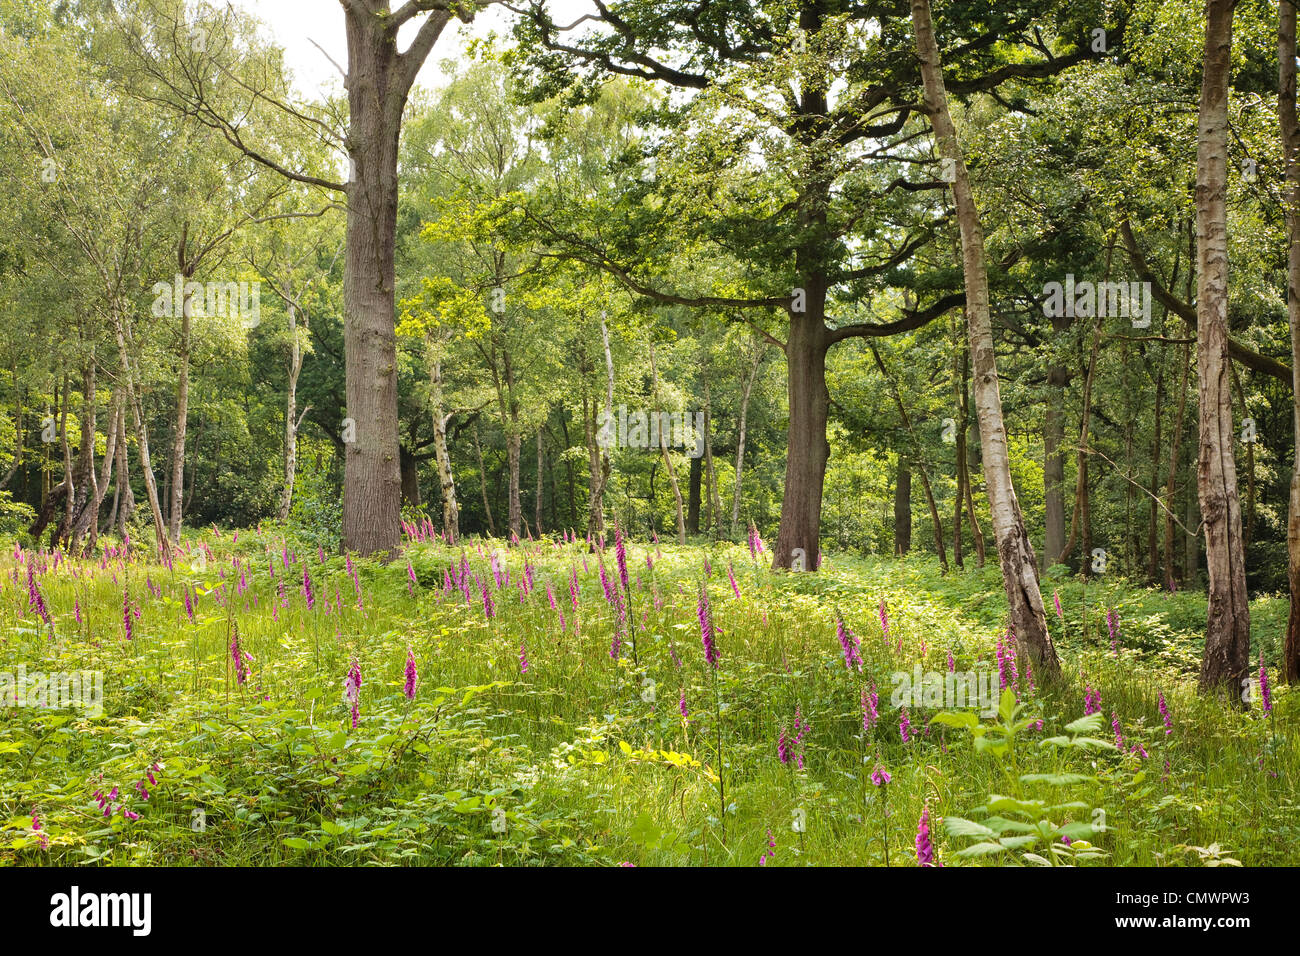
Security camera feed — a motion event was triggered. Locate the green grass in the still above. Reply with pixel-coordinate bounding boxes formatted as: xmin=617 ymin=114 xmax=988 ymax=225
xmin=0 ymin=531 xmax=1294 ymax=866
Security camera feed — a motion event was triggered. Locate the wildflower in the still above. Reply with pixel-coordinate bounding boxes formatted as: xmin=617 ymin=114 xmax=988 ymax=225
xmin=481 ymin=579 xmax=495 ymax=620
xmin=777 ymin=727 xmax=789 ymax=764
xmin=1053 ymin=589 xmax=1062 ymax=619
xmin=697 ymin=582 xmax=719 ymax=668
xmin=1111 ymin=712 xmax=1123 ymax=749
xmin=404 ymin=647 xmax=418 ymax=700
xmin=679 ymin=688 xmax=689 ymax=720
xmin=123 ymin=808 xmax=139 ymax=822
xmin=520 ymin=641 xmax=529 ymax=675
xmin=760 ymin=827 xmax=776 ymax=866
xmin=1083 ymin=679 xmax=1101 ymax=716
xmin=870 ymin=765 xmax=891 ymax=787
xmin=727 ymin=563 xmax=740 ymax=599
xmin=302 ymin=567 xmax=315 ymax=609
xmin=900 ymin=706 xmax=912 ymax=744
xmin=615 ymin=521 xmax=629 ymax=593
xmin=1259 ymin=653 xmax=1272 ymax=715
xmin=878 ymin=599 xmax=890 ymax=645
xmin=344 ymin=658 xmax=362 ymax=729
xmin=1106 ymin=608 xmax=1120 ymax=657
xmin=916 ymin=806 xmax=938 ymax=867
xmin=230 ymin=625 xmax=249 ymax=685
xmin=861 ymin=683 xmax=879 ymax=733
xmin=31 ymin=809 xmax=48 ymax=850
xmin=1158 ymin=691 xmax=1172 ymax=735
xmin=836 ymin=613 xmax=862 ymax=671
xmin=122 ymin=586 xmax=133 ymax=640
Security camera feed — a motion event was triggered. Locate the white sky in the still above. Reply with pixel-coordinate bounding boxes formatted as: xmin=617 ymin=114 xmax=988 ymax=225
xmin=226 ymin=0 xmax=591 ymax=100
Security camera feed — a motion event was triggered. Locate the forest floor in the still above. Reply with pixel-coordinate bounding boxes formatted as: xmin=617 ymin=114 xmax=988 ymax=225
xmin=0 ymin=531 xmax=1295 ymax=866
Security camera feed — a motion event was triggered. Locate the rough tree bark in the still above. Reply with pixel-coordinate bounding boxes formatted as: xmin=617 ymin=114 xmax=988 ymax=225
xmin=1281 ymin=0 xmax=1300 ymax=682
xmin=911 ymin=0 xmax=1059 ymax=675
xmin=1196 ymin=0 xmax=1251 ymax=696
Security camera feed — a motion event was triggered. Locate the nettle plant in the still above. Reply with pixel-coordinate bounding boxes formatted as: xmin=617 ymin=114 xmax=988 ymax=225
xmin=931 ymin=689 xmax=1116 ymax=866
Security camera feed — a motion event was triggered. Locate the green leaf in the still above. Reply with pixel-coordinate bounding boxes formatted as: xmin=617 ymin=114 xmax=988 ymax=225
xmin=944 ymin=817 xmax=995 ymax=838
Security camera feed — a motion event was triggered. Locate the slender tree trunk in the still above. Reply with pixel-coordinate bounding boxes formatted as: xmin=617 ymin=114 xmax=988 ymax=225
xmin=427 ymin=353 xmax=458 ymax=542
xmin=1058 ymin=320 xmax=1100 ymax=566
xmin=112 ymin=310 xmax=166 ymax=552
xmin=650 ymin=341 xmax=686 ymax=544
xmin=703 ymin=377 xmax=722 ymax=538
xmin=911 ymin=0 xmax=1058 ymax=675
xmin=894 ymin=462 xmax=912 ymax=556
xmin=1281 ymin=0 xmax=1300 ymax=682
xmin=535 ymin=427 xmax=544 ymax=535
xmin=687 ymin=455 xmax=702 ymax=534
xmin=1149 ymin=356 xmax=1166 ymax=582
xmin=167 ymin=284 xmax=192 ymax=545
xmin=586 ymin=313 xmax=615 ymax=541
xmin=112 ymin=402 xmax=135 ymax=538
xmin=1165 ymin=343 xmax=1192 ymax=588
xmin=280 ymin=302 xmax=305 ymax=521
xmin=65 ymin=359 xmax=100 ymax=550
xmin=960 ymin=347 xmax=986 ymax=566
xmin=1043 ymin=318 xmax=1071 ymax=568
xmin=731 ymin=340 xmax=765 ymax=537
xmin=1196 ymin=0 xmax=1251 ymax=696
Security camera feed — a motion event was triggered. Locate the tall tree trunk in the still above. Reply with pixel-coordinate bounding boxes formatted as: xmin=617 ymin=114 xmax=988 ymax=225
xmin=64 ymin=359 xmax=100 ymax=551
xmin=703 ymin=376 xmax=722 ymax=538
xmin=167 ymin=283 xmax=192 ymax=545
xmin=280 ymin=302 xmax=306 ymax=521
xmin=773 ymin=300 xmax=829 ymax=570
xmin=1043 ymin=316 xmax=1071 ymax=568
xmin=1057 ymin=320 xmax=1100 ymax=567
xmin=112 ymin=402 xmax=135 ymax=538
xmin=911 ymin=0 xmax=1058 ymax=675
xmin=894 ymin=461 xmax=912 ymax=556
xmin=1165 ymin=343 xmax=1192 ymax=588
xmin=959 ymin=346 xmax=986 ymax=566
xmin=535 ymin=427 xmax=544 ymax=535
xmin=1281 ymin=0 xmax=1300 ymax=682
xmin=1148 ymin=356 xmax=1166 ymax=582
xmin=687 ymin=455 xmax=702 ymax=534
xmin=731 ymin=340 xmax=765 ymax=537
xmin=1196 ymin=0 xmax=1251 ymax=696
xmin=427 ymin=352 xmax=458 ymax=542
xmin=338 ymin=5 xmax=442 ymax=559
xmin=112 ymin=311 xmax=166 ymax=552
xmin=650 ymin=341 xmax=686 ymax=544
